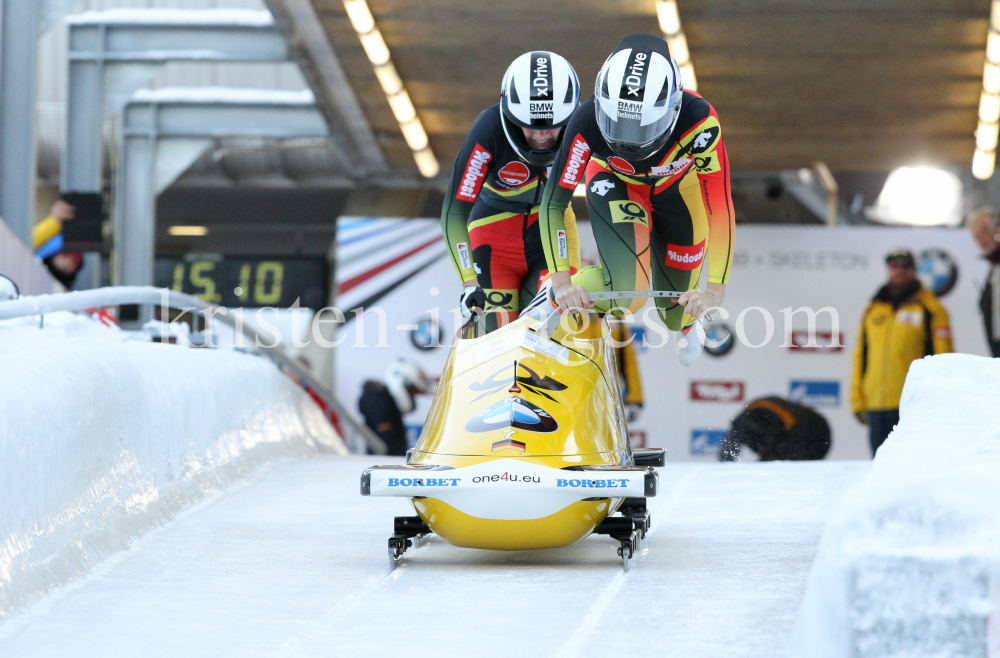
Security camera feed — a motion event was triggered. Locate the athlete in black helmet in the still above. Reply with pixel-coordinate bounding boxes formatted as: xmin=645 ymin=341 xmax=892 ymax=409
xmin=539 ymin=33 xmax=735 ymax=366
xmin=441 ymin=51 xmax=582 ymax=333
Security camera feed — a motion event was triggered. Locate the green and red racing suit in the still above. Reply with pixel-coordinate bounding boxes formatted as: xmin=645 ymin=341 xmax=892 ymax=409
xmin=441 ymin=104 xmax=580 ymax=331
xmin=539 ymin=92 xmax=734 ymax=330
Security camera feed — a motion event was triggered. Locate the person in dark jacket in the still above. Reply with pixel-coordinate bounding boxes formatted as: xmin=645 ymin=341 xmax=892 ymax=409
xmin=718 ymin=396 xmax=831 ymax=461
xmin=358 ymin=360 xmax=430 ymax=456
xmin=968 ymin=208 xmax=1000 ymax=357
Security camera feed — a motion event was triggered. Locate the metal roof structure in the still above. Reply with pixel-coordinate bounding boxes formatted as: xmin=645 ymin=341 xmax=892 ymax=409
xmin=271 ymin=0 xmax=990 ymax=178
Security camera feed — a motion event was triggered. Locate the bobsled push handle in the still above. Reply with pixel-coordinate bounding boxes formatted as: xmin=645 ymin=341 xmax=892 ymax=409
xmin=588 ymin=291 xmax=683 ymax=301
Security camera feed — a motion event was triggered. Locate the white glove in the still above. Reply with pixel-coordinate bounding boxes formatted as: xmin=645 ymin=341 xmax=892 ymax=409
xmin=460 ymin=286 xmax=486 ymax=322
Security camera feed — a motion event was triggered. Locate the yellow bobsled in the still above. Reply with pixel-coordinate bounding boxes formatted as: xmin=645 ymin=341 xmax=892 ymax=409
xmin=361 ymin=290 xmax=666 ymax=571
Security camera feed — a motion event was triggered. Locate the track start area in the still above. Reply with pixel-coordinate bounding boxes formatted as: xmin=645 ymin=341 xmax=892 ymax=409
xmin=0 ymin=457 xmax=869 ymax=658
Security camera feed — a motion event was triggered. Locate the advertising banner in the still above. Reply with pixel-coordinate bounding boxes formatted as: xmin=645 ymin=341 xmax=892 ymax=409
xmin=336 ymin=219 xmax=991 ymax=461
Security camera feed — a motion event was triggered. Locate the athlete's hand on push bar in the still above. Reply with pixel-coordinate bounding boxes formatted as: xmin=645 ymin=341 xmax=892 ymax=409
xmin=678 ymin=282 xmax=726 ymax=320
xmin=550 ymin=271 xmax=592 ymax=313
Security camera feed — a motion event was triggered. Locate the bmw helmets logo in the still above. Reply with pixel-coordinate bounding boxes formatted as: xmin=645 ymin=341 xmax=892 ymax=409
xmin=704 ymin=323 xmax=735 ymax=357
xmin=465 ymin=396 xmax=559 ymax=433
xmin=410 ymin=313 xmax=443 ymax=351
xmin=917 ymin=248 xmax=958 ymax=297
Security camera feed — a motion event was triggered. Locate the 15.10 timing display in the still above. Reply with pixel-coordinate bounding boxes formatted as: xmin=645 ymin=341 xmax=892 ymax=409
xmin=154 ymin=257 xmax=328 ymax=309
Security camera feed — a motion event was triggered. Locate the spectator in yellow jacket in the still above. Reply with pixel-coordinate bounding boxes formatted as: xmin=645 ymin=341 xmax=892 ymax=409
xmin=851 ymin=249 xmax=953 ymax=455
xmin=32 ymin=199 xmax=75 ymax=256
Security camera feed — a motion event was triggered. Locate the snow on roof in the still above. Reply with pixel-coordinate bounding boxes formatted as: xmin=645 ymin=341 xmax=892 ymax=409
xmin=66 ymin=9 xmax=274 ymax=27
xmin=130 ymin=87 xmax=315 ymax=105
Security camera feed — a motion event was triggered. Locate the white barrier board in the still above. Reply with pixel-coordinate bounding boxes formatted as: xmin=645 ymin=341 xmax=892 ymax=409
xmin=336 ymin=221 xmax=991 ymax=461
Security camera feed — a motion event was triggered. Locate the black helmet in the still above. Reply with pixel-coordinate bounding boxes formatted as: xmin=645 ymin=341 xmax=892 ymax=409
xmin=500 ymin=51 xmax=580 ymax=167
xmin=594 ymin=34 xmax=684 ymax=163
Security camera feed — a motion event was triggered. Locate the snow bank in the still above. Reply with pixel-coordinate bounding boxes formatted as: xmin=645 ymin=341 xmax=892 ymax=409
xmin=790 ymin=354 xmax=1000 ymax=657
xmin=0 ymin=313 xmax=345 ymax=618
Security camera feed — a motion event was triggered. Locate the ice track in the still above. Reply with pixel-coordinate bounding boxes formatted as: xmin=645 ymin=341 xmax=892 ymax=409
xmin=0 ymin=457 xmax=869 ymax=658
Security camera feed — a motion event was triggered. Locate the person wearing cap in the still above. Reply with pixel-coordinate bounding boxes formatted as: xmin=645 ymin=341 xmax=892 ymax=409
xmin=967 ymin=207 xmax=1000 ymax=357
xmin=851 ymin=249 xmax=953 ymax=455
xmin=358 ymin=360 xmax=430 ymax=456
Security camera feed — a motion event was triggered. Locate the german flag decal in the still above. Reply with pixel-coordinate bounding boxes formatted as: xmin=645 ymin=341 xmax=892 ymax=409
xmin=491 ymin=438 xmax=527 ymax=454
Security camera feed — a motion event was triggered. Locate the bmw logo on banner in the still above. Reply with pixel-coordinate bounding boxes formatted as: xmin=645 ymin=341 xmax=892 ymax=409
xmin=465 ymin=396 xmax=559 ymax=433
xmin=704 ymin=323 xmax=735 ymax=357
xmin=410 ymin=313 xmax=443 ymax=351
xmin=917 ymin=249 xmax=958 ymax=297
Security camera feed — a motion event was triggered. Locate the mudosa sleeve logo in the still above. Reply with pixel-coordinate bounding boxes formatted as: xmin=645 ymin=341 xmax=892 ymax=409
xmin=666 ymin=240 xmax=706 ymax=270
xmin=456 ymin=144 xmax=493 ymax=201
xmin=558 ymin=134 xmax=591 ymax=189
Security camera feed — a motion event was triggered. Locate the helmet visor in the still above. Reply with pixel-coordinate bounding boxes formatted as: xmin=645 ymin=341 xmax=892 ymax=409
xmin=595 ymin=91 xmax=681 ymax=151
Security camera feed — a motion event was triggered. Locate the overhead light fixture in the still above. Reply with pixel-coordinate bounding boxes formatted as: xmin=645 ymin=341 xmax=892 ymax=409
xmin=656 ymin=0 xmax=697 ymax=91
xmin=342 ymin=0 xmax=439 ymax=178
xmin=866 ymin=167 xmax=963 ymax=227
xmin=973 ymin=0 xmax=1000 ymax=179
xmin=974 ymin=148 xmax=995 ymax=180
xmin=169 ymin=226 xmax=208 ymax=236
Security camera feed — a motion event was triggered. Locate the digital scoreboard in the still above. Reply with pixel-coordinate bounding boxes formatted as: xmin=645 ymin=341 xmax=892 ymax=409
xmin=154 ymin=257 xmax=329 ymax=308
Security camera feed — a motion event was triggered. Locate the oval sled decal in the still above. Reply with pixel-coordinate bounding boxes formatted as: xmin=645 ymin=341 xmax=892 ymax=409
xmin=465 ymin=396 xmax=559 ymax=433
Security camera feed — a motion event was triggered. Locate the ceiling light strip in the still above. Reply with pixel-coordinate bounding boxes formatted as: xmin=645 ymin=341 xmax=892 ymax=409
xmin=656 ymin=0 xmax=697 ymax=92
xmin=342 ymin=0 xmax=439 ymax=177
xmin=169 ymin=226 xmax=208 ymax=236
xmin=974 ymin=0 xmax=1000 ymax=179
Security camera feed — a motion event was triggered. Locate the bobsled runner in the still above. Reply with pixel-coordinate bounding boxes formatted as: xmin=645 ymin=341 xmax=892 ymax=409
xmin=362 ymin=289 xmax=671 ymax=571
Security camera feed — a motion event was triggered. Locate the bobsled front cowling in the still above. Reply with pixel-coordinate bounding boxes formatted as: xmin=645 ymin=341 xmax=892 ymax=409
xmin=406 ymin=315 xmax=634 ymax=550
xmin=413 ymin=317 xmax=629 ymax=463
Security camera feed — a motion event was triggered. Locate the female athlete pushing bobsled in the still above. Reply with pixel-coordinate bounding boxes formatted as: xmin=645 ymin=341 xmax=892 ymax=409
xmin=361 ymin=32 xmax=735 ymax=570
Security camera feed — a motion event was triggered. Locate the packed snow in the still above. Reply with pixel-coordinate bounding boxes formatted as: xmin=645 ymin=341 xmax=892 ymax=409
xmin=0 ymin=312 xmax=343 ymax=619
xmin=0 ymin=459 xmax=868 ymax=657
xmin=791 ymin=353 xmax=1000 ymax=657
xmin=2 ymin=311 xmax=996 ymax=656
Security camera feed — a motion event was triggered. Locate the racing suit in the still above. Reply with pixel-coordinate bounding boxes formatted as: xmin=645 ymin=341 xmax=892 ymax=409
xmin=441 ymin=104 xmax=580 ymax=332
xmin=539 ymin=93 xmax=734 ymax=330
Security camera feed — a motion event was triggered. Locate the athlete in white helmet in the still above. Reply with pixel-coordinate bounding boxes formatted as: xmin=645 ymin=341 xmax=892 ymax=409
xmin=538 ymin=34 xmax=735 ymax=366
xmin=358 ymin=359 xmax=431 ymax=456
xmin=441 ymin=51 xmax=583 ymax=333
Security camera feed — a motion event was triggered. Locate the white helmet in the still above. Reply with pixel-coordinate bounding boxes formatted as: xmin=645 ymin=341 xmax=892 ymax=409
xmin=595 ymin=34 xmax=684 ymax=163
xmin=500 ymin=51 xmax=580 ymax=167
xmin=385 ymin=359 xmax=430 ymax=414
xmin=0 ymin=274 xmax=19 ymax=302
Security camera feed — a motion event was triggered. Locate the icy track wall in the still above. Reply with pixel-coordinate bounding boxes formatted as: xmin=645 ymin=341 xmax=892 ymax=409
xmin=0 ymin=313 xmax=346 ymax=618
xmin=790 ymin=354 xmax=1000 ymax=658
